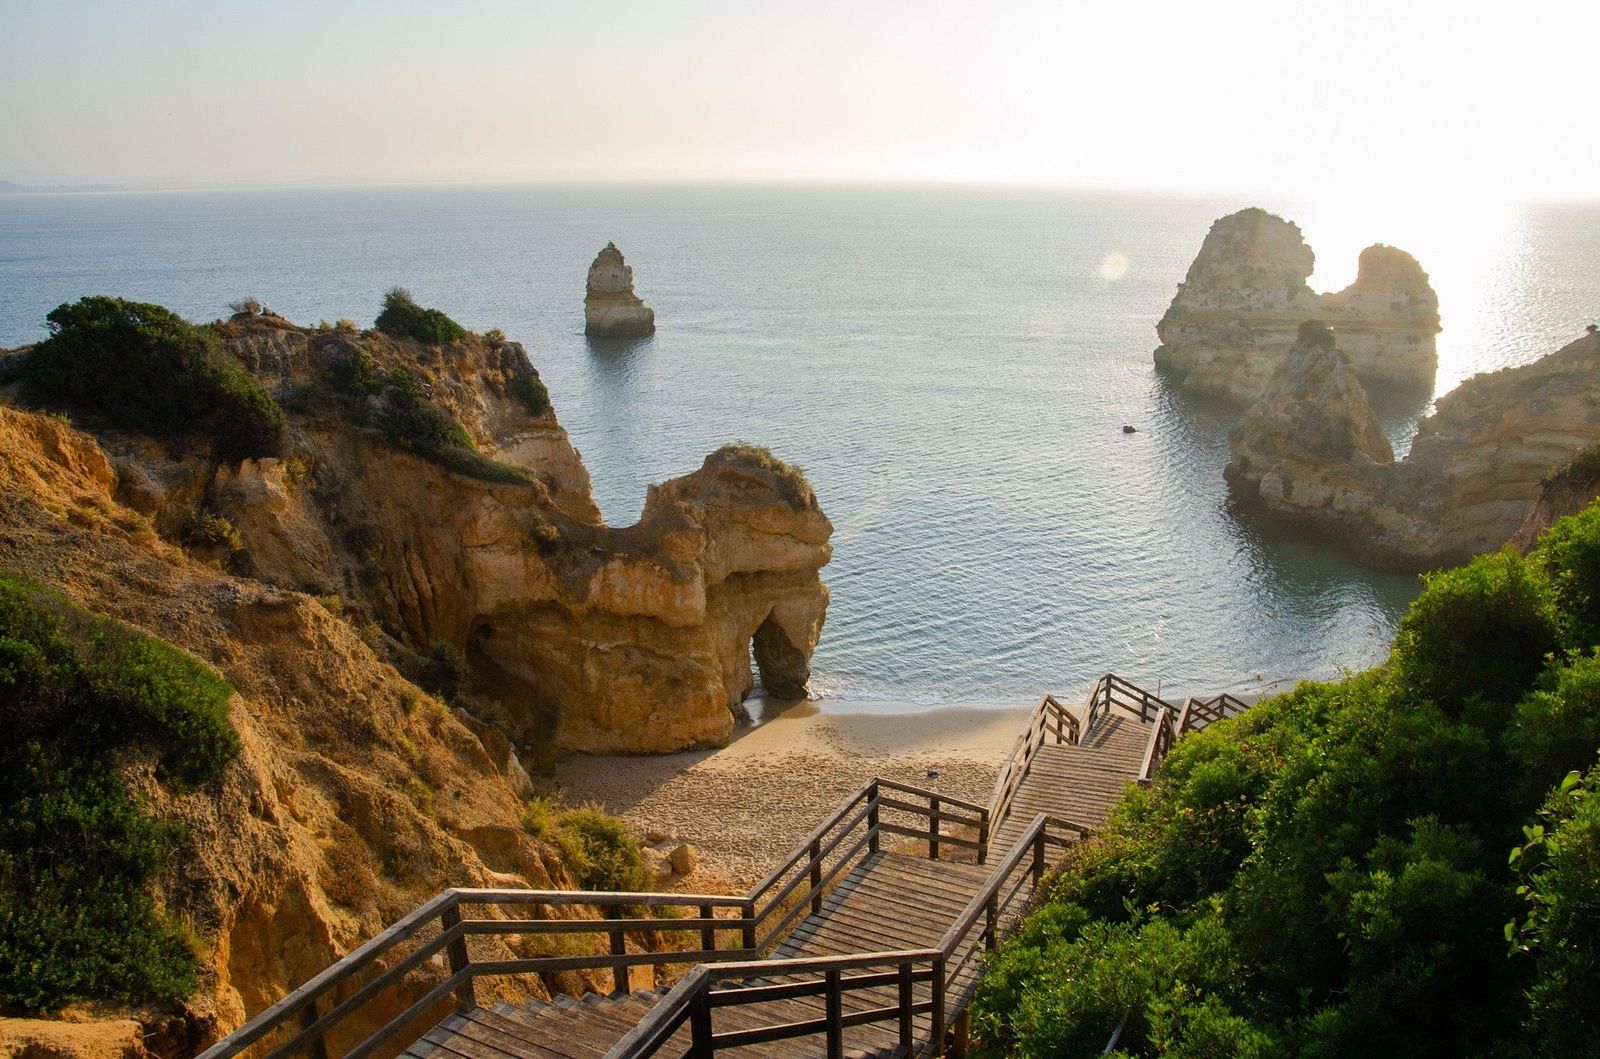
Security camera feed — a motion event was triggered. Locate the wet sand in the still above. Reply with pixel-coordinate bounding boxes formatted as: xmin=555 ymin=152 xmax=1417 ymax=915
xmin=554 ymin=698 xmax=1032 ymax=888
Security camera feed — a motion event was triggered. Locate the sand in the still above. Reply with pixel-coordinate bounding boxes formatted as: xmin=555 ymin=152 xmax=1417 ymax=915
xmin=553 ymin=698 xmax=1032 ymax=889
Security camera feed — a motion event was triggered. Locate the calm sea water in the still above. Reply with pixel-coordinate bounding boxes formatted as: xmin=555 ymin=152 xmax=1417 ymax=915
xmin=3 ymin=183 xmax=1598 ymax=703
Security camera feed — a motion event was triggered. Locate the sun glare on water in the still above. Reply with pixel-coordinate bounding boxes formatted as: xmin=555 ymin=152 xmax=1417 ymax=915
xmin=1292 ymin=193 xmax=1523 ymax=394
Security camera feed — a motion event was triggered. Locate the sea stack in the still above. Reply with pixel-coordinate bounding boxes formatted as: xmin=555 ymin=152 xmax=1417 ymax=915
xmin=1155 ymin=208 xmax=1440 ymax=404
xmin=584 ymin=241 xmax=656 ymax=337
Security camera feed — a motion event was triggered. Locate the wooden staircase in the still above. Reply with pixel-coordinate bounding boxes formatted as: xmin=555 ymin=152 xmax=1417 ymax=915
xmin=199 ymin=674 xmax=1249 ymax=1059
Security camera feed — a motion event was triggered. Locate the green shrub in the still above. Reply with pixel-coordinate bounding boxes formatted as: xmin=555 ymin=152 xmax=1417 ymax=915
xmin=1510 ymin=765 xmax=1600 ymax=1053
xmin=511 ymin=373 xmax=550 ymax=417
xmin=427 ymin=642 xmax=469 ymax=701
xmin=1536 ymin=502 xmax=1600 ymax=648
xmin=325 ymin=344 xmax=383 ymax=398
xmin=1507 ymin=655 xmax=1600 ymax=799
xmin=1391 ymin=547 xmax=1560 ymax=711
xmin=377 ymin=368 xmax=528 ymax=484
xmin=373 ymin=288 xmax=467 ymax=344
xmin=182 ymin=510 xmax=243 ymax=553
xmin=0 ymin=574 xmax=239 ymax=1012
xmin=974 ymin=500 xmax=1600 ymax=1058
xmin=518 ymin=798 xmax=649 ymax=893
xmin=558 ymin=806 xmax=651 ymax=892
xmin=25 ymin=296 xmax=286 ymax=462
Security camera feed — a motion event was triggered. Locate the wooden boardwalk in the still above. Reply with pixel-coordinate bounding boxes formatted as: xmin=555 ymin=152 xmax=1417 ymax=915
xmin=203 ymin=675 xmax=1247 ymax=1059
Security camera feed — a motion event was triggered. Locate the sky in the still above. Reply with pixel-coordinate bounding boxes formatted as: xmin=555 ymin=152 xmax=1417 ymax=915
xmin=2 ymin=0 xmax=1598 ymax=200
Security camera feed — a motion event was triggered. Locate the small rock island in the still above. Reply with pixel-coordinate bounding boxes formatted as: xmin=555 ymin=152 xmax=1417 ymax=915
xmin=1155 ymin=208 xmax=1440 ymax=404
xmin=584 ymin=241 xmax=656 ymax=337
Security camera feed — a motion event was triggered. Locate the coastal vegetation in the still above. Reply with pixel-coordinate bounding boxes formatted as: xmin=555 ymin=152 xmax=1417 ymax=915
xmin=375 ymin=365 xmax=529 ymax=484
xmin=0 ymin=574 xmax=240 ymax=1012
xmin=520 ymin=797 xmax=651 ymax=892
xmin=23 ymin=295 xmax=286 ymax=461
xmin=373 ymin=287 xmax=468 ymax=344
xmin=973 ymin=506 xmax=1600 ymax=1056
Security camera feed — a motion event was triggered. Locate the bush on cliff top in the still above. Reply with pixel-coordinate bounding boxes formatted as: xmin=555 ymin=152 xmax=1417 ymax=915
xmin=0 ymin=574 xmax=240 ymax=1012
xmin=974 ymin=516 xmax=1600 ymax=1058
xmin=374 ymin=287 xmax=468 ymax=344
xmin=25 ymin=296 xmax=287 ymax=461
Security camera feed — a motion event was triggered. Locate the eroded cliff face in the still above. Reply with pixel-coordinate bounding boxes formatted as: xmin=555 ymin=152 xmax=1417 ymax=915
xmin=0 ymin=405 xmax=586 ymax=1056
xmin=1155 ymin=208 xmax=1440 ymax=404
xmin=583 ymin=243 xmax=655 ymax=338
xmin=1226 ymin=329 xmax=1600 ymax=568
xmin=14 ymin=315 xmax=830 ymax=756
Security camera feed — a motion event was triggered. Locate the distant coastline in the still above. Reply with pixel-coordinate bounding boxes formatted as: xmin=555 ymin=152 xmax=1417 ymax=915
xmin=0 ymin=178 xmax=123 ymax=195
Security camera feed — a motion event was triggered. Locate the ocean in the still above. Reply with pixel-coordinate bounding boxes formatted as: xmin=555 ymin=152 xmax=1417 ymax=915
xmin=3 ymin=182 xmax=1598 ymax=704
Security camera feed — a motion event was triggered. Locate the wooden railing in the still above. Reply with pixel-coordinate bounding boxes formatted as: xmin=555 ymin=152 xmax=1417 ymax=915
xmin=1177 ymin=691 xmax=1250 ymax=733
xmin=746 ymin=779 xmax=988 ymax=952
xmin=1085 ymin=672 xmax=1177 ymax=731
xmin=1137 ymin=705 xmax=1176 ymax=784
xmin=195 ymin=889 xmax=758 ymax=1059
xmin=989 ymin=693 xmax=1079 ymax=830
xmin=607 ymin=813 xmax=1083 ymax=1058
xmin=202 ymin=780 xmax=985 ymax=1059
xmin=202 ymin=673 xmax=1243 ymax=1059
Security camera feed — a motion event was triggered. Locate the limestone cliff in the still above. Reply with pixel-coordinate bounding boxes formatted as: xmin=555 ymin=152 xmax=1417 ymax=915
xmin=1226 ymin=328 xmax=1600 ymax=568
xmin=583 ymin=243 xmax=655 ymax=338
xmin=9 ymin=313 xmax=830 ymax=756
xmin=0 ymin=405 xmax=588 ymax=1056
xmin=1155 ymin=208 xmax=1440 ymax=404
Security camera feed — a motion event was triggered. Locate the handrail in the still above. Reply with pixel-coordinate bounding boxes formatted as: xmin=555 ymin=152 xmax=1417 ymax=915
xmin=197 ymin=888 xmax=759 ymax=1059
xmin=1085 ymin=672 xmax=1178 ymax=732
xmin=1178 ymin=691 xmax=1250 ymax=732
xmin=1137 ymin=706 xmax=1175 ymax=784
xmin=202 ymin=672 xmax=1229 ymax=1059
xmin=990 ymin=693 xmax=1080 ymax=829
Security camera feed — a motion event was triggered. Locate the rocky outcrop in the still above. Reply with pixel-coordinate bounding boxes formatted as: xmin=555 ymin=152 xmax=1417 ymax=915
xmin=1155 ymin=209 xmax=1440 ymax=404
xmin=583 ymin=243 xmax=655 ymax=338
xmin=1226 ymin=328 xmax=1600 ymax=568
xmin=12 ymin=315 xmax=830 ymax=755
xmin=0 ymin=404 xmax=594 ymax=1055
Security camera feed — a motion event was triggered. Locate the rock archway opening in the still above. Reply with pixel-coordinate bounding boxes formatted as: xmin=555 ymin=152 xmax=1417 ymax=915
xmin=752 ymin=611 xmax=809 ymax=701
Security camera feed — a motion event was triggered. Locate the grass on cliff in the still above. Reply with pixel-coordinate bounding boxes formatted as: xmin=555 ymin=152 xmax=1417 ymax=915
xmin=521 ymin=797 xmax=650 ymax=893
xmin=0 ymin=574 xmax=240 ymax=1013
xmin=713 ymin=442 xmax=816 ymax=509
xmin=24 ymin=295 xmax=287 ymax=462
xmin=376 ymin=367 xmax=529 ymax=484
xmin=972 ymin=505 xmax=1600 ymax=1058
xmin=374 ymin=288 xmax=468 ymax=344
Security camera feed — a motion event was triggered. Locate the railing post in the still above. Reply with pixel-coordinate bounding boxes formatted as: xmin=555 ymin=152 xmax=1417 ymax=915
xmin=299 ymin=997 xmax=330 ymax=1059
xmin=439 ymin=903 xmax=476 ymax=1012
xmin=809 ymin=837 xmax=823 ymax=914
xmin=928 ymin=796 xmax=940 ymax=860
xmin=741 ymin=898 xmax=756 ymax=953
xmin=931 ymin=953 xmax=947 ymax=1055
xmin=700 ymin=903 xmax=715 ymax=954
xmin=689 ymin=978 xmax=713 ymax=1059
xmin=984 ymin=894 xmax=997 ymax=952
xmin=825 ymin=969 xmax=843 ymax=1059
xmin=976 ymin=810 xmax=989 ymax=867
xmin=1033 ymin=826 xmax=1047 ymax=888
xmin=898 ymin=960 xmax=914 ymax=1051
xmin=606 ymin=905 xmax=628 ymax=994
xmin=868 ymin=787 xmax=881 ymax=855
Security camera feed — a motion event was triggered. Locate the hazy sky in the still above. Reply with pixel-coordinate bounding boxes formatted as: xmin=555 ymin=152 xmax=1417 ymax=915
xmin=3 ymin=0 xmax=1597 ymax=199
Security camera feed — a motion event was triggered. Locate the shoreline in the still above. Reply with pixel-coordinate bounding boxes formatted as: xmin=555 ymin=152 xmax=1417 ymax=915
xmin=553 ymin=697 xmax=1033 ymax=889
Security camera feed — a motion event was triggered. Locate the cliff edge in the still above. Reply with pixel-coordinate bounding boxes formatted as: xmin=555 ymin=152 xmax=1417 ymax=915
xmin=1226 ymin=327 xmax=1600 ymax=568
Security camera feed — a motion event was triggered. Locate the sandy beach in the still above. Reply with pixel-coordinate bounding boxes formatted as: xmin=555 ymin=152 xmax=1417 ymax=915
xmin=554 ymin=698 xmax=1033 ymax=888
